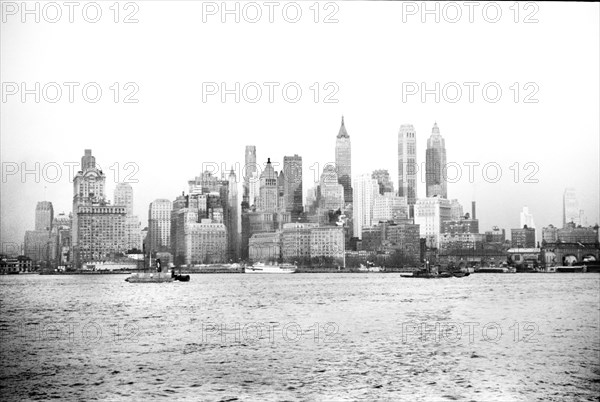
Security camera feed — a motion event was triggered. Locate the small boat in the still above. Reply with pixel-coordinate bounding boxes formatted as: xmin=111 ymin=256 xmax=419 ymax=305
xmin=125 ymin=261 xmax=190 ymax=283
xmin=244 ymin=262 xmax=297 ymax=274
xmin=405 ymin=270 xmax=452 ymax=278
xmin=125 ymin=272 xmax=174 ymax=283
xmin=555 ymin=265 xmax=586 ymax=273
xmin=358 ymin=262 xmax=383 ymax=272
xmin=402 ymin=261 xmax=469 ymax=279
xmin=173 ymin=274 xmax=190 ymax=282
xmin=475 ymin=266 xmax=516 ymax=273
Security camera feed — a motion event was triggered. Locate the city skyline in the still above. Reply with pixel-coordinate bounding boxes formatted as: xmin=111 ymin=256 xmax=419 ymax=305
xmin=2 ymin=3 xmax=599 ymax=248
xmin=2 ymin=117 xmax=599 ymax=251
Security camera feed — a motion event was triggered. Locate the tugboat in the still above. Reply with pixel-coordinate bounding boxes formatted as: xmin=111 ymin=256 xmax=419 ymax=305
xmin=171 ymin=264 xmax=191 ymax=281
xmin=125 ymin=259 xmax=189 ymax=283
xmin=405 ymin=261 xmax=469 ymax=278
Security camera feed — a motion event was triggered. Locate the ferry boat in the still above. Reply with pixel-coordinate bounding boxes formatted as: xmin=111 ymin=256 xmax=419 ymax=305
xmin=358 ymin=262 xmax=383 ymax=272
xmin=244 ymin=262 xmax=297 ymax=274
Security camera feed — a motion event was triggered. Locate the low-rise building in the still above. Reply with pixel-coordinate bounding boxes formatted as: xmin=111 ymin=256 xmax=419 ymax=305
xmin=442 ymin=218 xmax=479 ymax=234
xmin=511 ymin=226 xmax=536 ymax=248
xmin=249 ymin=231 xmax=282 ymax=262
xmin=281 ymin=223 xmax=318 ymax=262
xmin=310 ymin=226 xmax=345 ymax=261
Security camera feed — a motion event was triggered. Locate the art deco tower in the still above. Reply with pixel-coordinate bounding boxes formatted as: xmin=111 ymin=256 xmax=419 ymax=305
xmin=398 ymin=124 xmax=417 ymax=217
xmin=257 ymin=158 xmax=278 ymax=212
xmin=335 ymin=116 xmax=352 ymax=204
xmin=71 ymin=149 xmax=106 ymax=248
xmin=425 ymin=122 xmax=447 ymax=199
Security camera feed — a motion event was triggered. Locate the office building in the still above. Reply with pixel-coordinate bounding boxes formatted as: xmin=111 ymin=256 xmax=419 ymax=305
xmin=335 ymin=116 xmax=352 ymax=204
xmin=425 ymin=123 xmax=447 ymax=198
xmin=398 ymin=124 xmax=417 ymax=217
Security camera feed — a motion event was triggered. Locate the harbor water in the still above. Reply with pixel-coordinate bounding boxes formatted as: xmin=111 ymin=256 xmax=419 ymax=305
xmin=1 ymin=273 xmax=599 ymax=401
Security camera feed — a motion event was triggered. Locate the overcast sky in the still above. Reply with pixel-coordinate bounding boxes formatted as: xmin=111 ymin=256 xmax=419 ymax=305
xmin=1 ymin=1 xmax=599 ymax=249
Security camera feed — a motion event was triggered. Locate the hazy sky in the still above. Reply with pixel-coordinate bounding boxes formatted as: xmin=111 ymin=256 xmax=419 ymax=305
xmin=1 ymin=1 xmax=599 ymax=249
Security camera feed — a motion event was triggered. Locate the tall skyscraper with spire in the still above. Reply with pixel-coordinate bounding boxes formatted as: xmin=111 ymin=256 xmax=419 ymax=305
xmin=258 ymin=158 xmax=278 ymax=212
xmin=335 ymin=116 xmax=352 ymax=204
xmin=425 ymin=122 xmax=447 ymax=199
xmin=397 ymin=124 xmax=417 ymax=217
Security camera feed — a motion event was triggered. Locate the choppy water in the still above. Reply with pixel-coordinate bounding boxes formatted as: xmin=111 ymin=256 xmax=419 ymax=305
xmin=1 ymin=273 xmax=599 ymax=401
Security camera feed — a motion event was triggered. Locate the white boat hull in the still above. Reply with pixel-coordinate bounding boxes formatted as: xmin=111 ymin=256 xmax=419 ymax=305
xmin=245 ymin=265 xmax=296 ymax=274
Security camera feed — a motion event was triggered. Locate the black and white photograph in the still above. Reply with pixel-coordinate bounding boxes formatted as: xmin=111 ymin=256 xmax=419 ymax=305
xmin=1 ymin=1 xmax=599 ymax=400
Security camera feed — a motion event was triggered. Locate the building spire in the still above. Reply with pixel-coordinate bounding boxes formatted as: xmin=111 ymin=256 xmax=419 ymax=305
xmin=337 ymin=115 xmax=349 ymax=138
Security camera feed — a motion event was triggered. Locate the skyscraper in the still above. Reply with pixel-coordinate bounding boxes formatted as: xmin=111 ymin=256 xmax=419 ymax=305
xmin=449 ymin=199 xmax=464 ymax=221
xmin=148 ymin=199 xmax=172 ymax=253
xmin=398 ymin=124 xmax=417 ymax=217
xmin=257 ymin=158 xmax=279 ymax=212
xmin=425 ymin=123 xmax=447 ymax=199
xmin=414 ymin=197 xmax=452 ymax=249
xmin=520 ymin=206 xmax=535 ymax=229
xmin=248 ymin=170 xmax=260 ymax=208
xmin=352 ymin=173 xmax=379 ymax=239
xmin=317 ymin=164 xmax=345 ymax=212
xmin=71 ymin=149 xmax=128 ymax=267
xmin=35 ymin=201 xmax=54 ymax=231
xmin=563 ymin=188 xmax=581 ymax=227
xmin=372 ymin=169 xmax=394 ymax=195
xmin=371 ymin=193 xmax=408 ymax=225
xmin=25 ymin=201 xmax=54 ymax=264
xmin=228 ymin=169 xmax=239 ymax=260
xmin=283 ymin=154 xmax=303 ymax=220
xmin=114 ymin=183 xmax=134 ymax=215
xmin=114 ymin=182 xmax=142 ymax=252
xmin=187 ymin=170 xmax=236 ymax=261
xmin=335 ymin=116 xmax=352 ymax=204
xmin=243 ymin=145 xmax=257 ymax=205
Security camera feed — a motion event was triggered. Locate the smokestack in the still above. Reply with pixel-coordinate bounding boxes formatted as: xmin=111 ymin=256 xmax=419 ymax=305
xmin=472 ymin=201 xmax=476 ymax=220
